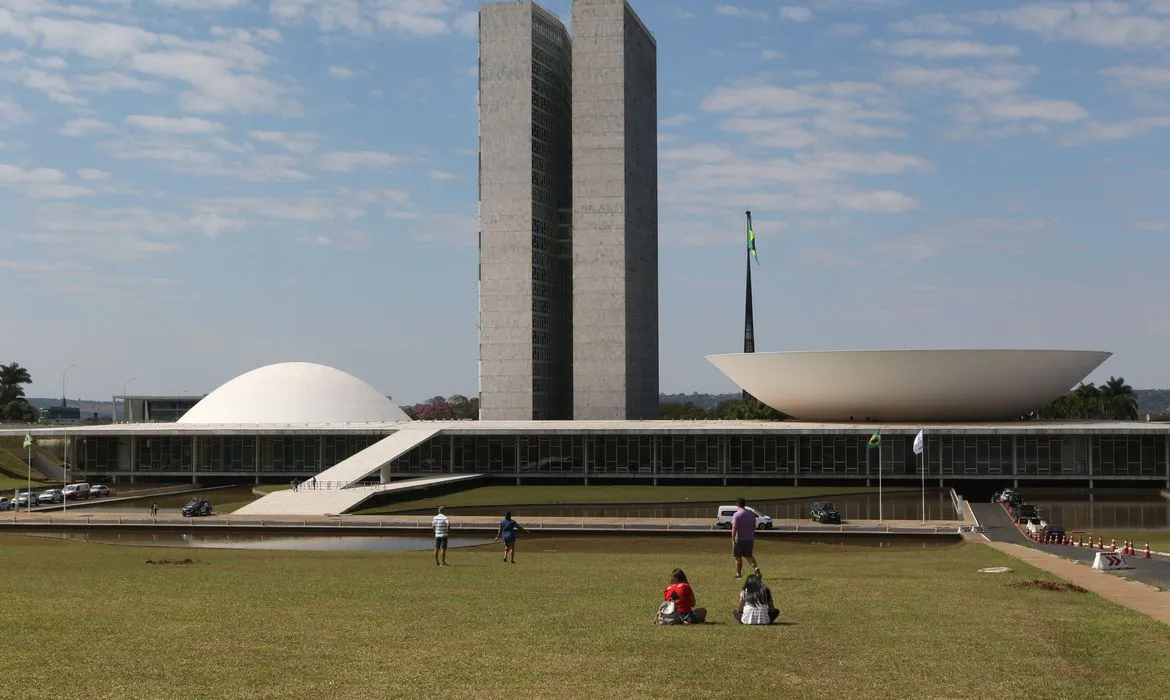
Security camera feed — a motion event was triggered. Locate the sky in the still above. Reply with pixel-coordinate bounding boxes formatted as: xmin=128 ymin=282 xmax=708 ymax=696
xmin=2 ymin=0 xmax=1170 ymax=404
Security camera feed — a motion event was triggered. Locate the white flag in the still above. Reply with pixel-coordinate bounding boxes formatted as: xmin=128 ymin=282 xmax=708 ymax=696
xmin=912 ymin=429 xmax=924 ymax=456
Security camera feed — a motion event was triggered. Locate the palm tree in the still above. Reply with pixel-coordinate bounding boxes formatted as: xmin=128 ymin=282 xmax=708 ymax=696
xmin=1100 ymin=376 xmax=1139 ymax=420
xmin=0 ymin=362 xmax=33 ymax=405
xmin=1072 ymin=382 xmax=1102 ymax=419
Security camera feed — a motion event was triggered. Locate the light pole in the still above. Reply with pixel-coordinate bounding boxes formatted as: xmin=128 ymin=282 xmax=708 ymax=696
xmin=61 ymin=363 xmax=77 ymax=408
xmin=121 ymin=377 xmax=137 ymax=423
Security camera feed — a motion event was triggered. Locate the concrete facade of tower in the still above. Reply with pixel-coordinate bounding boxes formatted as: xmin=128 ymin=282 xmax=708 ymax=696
xmin=570 ymin=0 xmax=659 ymax=420
xmin=477 ymin=1 xmax=574 ymax=421
xmin=477 ymin=0 xmax=659 ymax=421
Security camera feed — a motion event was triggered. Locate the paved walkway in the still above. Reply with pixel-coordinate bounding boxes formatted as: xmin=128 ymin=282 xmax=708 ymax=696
xmin=984 ymin=541 xmax=1170 ymax=625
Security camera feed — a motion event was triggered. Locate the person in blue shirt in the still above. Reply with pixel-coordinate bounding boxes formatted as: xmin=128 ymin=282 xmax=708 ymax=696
xmin=494 ymin=511 xmax=528 ymax=564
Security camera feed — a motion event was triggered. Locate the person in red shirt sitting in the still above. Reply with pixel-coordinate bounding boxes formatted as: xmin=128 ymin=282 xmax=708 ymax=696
xmin=663 ymin=568 xmax=707 ymax=624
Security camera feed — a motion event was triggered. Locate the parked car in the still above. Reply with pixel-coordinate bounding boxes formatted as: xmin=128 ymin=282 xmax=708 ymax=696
xmin=62 ymin=483 xmax=91 ymax=500
xmin=811 ymin=501 xmax=842 ymax=524
xmin=181 ymin=499 xmax=213 ymax=517
xmin=38 ymin=489 xmax=64 ymax=504
xmin=714 ymin=505 xmax=773 ymax=530
xmin=90 ymin=485 xmax=110 ymax=497
xmin=1042 ymin=525 xmax=1066 ymax=543
xmin=0 ymin=497 xmax=10 ymax=511
xmin=1025 ymin=518 xmax=1048 ymax=537
xmin=15 ymin=491 xmax=39 ymax=507
xmin=1012 ymin=505 xmax=1038 ymax=523
xmin=992 ymin=489 xmax=1017 ymax=503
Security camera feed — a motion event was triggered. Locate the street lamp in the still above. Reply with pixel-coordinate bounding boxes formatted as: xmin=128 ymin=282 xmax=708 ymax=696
xmin=122 ymin=377 xmax=137 ymax=423
xmin=61 ymin=363 xmax=77 ymax=408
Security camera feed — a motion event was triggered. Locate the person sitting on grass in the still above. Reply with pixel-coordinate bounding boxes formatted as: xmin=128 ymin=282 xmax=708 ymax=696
xmin=733 ymin=572 xmax=779 ymax=625
xmin=664 ymin=568 xmax=707 ymax=624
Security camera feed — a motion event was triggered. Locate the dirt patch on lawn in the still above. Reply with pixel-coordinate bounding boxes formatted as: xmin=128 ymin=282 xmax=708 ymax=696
xmin=1012 ymin=579 xmax=1087 ymax=593
xmin=145 ymin=558 xmax=203 ymax=565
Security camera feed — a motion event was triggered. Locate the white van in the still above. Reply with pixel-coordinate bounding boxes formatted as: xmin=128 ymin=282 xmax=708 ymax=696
xmin=62 ymin=483 xmax=91 ymax=501
xmin=715 ymin=505 xmax=773 ymax=529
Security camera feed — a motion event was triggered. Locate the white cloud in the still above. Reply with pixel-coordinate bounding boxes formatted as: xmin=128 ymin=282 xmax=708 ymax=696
xmin=994 ymin=2 xmax=1170 ymax=50
xmin=761 ymin=49 xmax=783 ymax=60
xmin=429 ymin=169 xmax=457 ymax=180
xmin=59 ymin=117 xmax=116 ymax=137
xmin=0 ymin=162 xmax=91 ymax=199
xmin=77 ymin=167 xmax=109 ymax=181
xmin=889 ymin=14 xmax=970 ymax=36
xmin=124 ymin=114 xmax=225 ymax=134
xmin=1101 ymin=65 xmax=1170 ymax=90
xmin=1062 ymin=116 xmax=1170 ymax=144
xmin=780 ymin=6 xmax=815 ymax=22
xmin=1130 ymin=220 xmax=1170 ymax=230
xmin=153 ymin=0 xmax=249 ymax=8
xmin=328 ymin=64 xmax=352 ymax=79
xmin=872 ymin=39 xmax=1019 ymax=59
xmin=715 ymin=5 xmax=769 ymax=21
xmin=317 ymin=150 xmax=409 ymax=172
xmin=660 ymin=143 xmax=737 ymax=163
xmin=248 ymin=129 xmax=321 ymax=154
xmin=270 ymin=0 xmax=479 ymax=37
xmin=660 ymin=113 xmax=694 ymax=127
xmin=0 ymin=96 xmax=29 ymax=124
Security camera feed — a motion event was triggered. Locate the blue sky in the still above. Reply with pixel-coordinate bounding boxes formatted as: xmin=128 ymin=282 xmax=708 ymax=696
xmin=3 ymin=0 xmax=1170 ymax=404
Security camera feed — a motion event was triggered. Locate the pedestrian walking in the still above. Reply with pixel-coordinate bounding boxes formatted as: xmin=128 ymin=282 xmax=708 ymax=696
xmin=493 ymin=511 xmax=528 ymax=563
xmin=150 ymin=502 xmax=159 ymax=517
xmin=432 ymin=506 xmax=450 ymax=567
xmin=731 ymin=497 xmax=761 ymax=579
xmin=309 ymin=476 xmax=317 ymax=490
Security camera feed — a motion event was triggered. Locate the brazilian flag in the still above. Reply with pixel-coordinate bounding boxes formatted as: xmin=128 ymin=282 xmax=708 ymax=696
xmin=747 ymin=216 xmax=759 ymax=264
xmin=867 ymin=428 xmax=881 ymax=449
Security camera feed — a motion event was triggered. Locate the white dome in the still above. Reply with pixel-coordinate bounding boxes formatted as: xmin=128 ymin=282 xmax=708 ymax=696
xmin=178 ymin=362 xmax=411 ymax=424
xmin=708 ymin=349 xmax=1112 ymax=422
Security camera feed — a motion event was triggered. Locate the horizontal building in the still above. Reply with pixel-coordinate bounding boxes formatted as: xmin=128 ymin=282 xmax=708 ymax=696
xmin=7 ymin=363 xmax=1166 ymax=496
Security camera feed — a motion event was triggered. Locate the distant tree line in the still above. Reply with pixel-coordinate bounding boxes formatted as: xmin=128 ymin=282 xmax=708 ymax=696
xmin=403 ymin=395 xmax=479 ymax=421
xmin=0 ymin=362 xmax=37 ymax=422
xmin=660 ymin=397 xmax=788 ymax=421
xmin=1031 ymin=377 xmax=1141 ymax=421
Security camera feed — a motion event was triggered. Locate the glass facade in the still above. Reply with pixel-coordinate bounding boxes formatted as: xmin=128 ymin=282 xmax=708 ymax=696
xmin=70 ymin=430 xmax=1170 ymax=482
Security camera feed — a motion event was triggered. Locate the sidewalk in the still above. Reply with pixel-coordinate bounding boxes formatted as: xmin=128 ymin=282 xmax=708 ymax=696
xmin=985 ymin=541 xmax=1170 ymax=626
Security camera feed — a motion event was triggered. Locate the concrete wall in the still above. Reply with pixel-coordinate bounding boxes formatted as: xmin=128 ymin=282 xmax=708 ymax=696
xmin=478 ymin=2 xmax=574 ymax=421
xmin=479 ymin=4 xmax=536 ymax=421
xmin=571 ymin=0 xmax=658 ymax=420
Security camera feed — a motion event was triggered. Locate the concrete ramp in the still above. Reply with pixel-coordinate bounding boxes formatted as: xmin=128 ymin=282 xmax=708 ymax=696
xmin=235 ymin=474 xmax=483 ymax=516
xmin=314 ymin=428 xmax=441 ymax=487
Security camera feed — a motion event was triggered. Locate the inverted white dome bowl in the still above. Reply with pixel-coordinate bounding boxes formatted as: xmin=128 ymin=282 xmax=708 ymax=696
xmin=707 ymin=349 xmax=1112 ymax=422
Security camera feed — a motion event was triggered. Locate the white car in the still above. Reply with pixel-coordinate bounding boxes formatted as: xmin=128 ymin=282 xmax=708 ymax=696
xmin=39 ymin=489 xmax=63 ymax=504
xmin=715 ymin=505 xmax=774 ymax=530
xmin=0 ymin=497 xmax=10 ymax=511
xmin=90 ymin=485 xmax=110 ymax=497
xmin=15 ymin=491 xmax=39 ymax=507
xmin=1025 ymin=518 xmax=1048 ymax=537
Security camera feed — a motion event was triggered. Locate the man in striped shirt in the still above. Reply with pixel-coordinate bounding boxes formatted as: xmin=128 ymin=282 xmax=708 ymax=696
xmin=433 ymin=506 xmax=450 ymax=567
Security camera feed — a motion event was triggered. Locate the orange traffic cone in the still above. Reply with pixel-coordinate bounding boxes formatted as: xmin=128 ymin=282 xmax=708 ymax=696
xmin=1128 ymin=541 xmax=1135 ymax=556
xmin=1110 ymin=538 xmax=1117 ymax=552
xmin=1077 ymin=534 xmax=1084 ymax=547
xmin=1098 ymin=536 xmax=1105 ymax=550
xmin=1145 ymin=543 xmax=1151 ymax=559
xmin=1123 ymin=540 xmax=1130 ymax=555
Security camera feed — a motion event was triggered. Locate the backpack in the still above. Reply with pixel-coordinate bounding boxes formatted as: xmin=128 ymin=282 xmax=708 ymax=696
xmin=655 ymin=600 xmax=683 ymax=625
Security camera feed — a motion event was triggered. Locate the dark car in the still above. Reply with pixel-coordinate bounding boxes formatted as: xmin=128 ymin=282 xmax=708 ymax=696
xmin=811 ymin=502 xmax=841 ymax=524
xmin=1013 ymin=504 xmax=1038 ymax=523
xmin=180 ymin=499 xmax=213 ymax=517
xmin=1041 ymin=525 xmax=1066 ymax=543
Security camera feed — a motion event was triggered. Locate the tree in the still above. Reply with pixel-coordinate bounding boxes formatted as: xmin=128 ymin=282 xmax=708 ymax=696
xmin=712 ymin=397 xmax=787 ymax=421
xmin=1100 ymin=376 xmax=1139 ymax=420
xmin=1033 ymin=376 xmax=1139 ymax=421
xmin=446 ymin=394 xmax=479 ymax=420
xmin=414 ymin=396 xmax=455 ymax=421
xmin=660 ymin=402 xmax=711 ymax=420
xmin=0 ymin=362 xmax=36 ymax=422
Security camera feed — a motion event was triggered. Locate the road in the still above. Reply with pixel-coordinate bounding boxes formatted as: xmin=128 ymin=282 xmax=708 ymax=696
xmin=971 ymin=502 xmax=1170 ymax=590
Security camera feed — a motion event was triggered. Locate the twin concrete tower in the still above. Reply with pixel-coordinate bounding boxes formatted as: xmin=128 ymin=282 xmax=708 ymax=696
xmin=478 ymin=0 xmax=659 ymax=421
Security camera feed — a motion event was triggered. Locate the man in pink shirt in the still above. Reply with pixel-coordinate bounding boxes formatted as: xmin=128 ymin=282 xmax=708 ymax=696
xmin=731 ymin=497 xmax=761 ymax=579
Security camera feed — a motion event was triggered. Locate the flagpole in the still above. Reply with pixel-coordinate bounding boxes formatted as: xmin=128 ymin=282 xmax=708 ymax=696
xmin=878 ymin=436 xmax=883 ymax=522
xmin=26 ymin=436 xmax=32 ymax=514
xmin=920 ymin=433 xmax=926 ymax=523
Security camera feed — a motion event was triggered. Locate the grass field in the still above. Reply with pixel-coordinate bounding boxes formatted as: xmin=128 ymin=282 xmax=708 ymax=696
xmin=357 ymin=484 xmax=905 ymax=514
xmin=0 ymin=475 xmax=51 ymax=492
xmin=1074 ymin=530 xmax=1170 ymax=553
xmin=1 ymin=535 xmax=1168 ymax=699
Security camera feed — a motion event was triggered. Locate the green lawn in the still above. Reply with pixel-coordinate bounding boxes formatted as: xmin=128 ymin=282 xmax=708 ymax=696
xmin=1 ymin=535 xmax=1167 ymax=699
xmin=0 ymin=475 xmax=52 ymax=492
xmin=358 ymin=484 xmax=907 ymax=514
